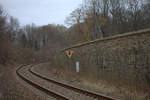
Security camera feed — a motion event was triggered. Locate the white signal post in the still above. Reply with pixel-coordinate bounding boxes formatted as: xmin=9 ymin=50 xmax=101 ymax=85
xmin=76 ymin=61 xmax=79 ymax=72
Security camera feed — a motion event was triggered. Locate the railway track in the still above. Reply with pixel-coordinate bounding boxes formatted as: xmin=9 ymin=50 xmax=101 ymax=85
xmin=16 ymin=65 xmax=69 ymax=100
xmin=16 ymin=64 xmax=117 ymax=100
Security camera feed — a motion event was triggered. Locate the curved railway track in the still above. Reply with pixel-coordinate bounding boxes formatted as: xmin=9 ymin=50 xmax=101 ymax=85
xmin=16 ymin=64 xmax=117 ymax=100
xmin=16 ymin=65 xmax=69 ymax=100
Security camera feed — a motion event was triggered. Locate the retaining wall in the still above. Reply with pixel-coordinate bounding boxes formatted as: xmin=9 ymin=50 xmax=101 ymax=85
xmin=55 ymin=28 xmax=150 ymax=84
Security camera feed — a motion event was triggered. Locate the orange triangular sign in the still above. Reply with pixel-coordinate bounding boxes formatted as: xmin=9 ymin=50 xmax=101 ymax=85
xmin=66 ymin=50 xmax=73 ymax=58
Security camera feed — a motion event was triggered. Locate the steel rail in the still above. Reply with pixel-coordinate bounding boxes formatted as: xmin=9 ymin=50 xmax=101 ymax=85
xmin=29 ymin=64 xmax=117 ymax=100
xmin=16 ymin=65 xmax=70 ymax=100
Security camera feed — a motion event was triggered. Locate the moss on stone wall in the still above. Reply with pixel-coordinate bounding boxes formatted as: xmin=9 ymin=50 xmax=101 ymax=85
xmin=55 ymin=28 xmax=150 ymax=87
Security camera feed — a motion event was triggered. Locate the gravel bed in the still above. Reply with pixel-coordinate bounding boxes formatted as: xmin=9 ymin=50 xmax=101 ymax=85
xmin=32 ymin=63 xmax=74 ymax=85
xmin=19 ymin=65 xmax=57 ymax=100
xmin=19 ymin=65 xmax=96 ymax=100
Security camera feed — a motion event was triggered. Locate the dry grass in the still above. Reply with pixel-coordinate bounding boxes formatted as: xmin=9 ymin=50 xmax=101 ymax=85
xmin=0 ymin=88 xmax=45 ymax=100
xmin=0 ymin=64 xmax=45 ymax=100
xmin=76 ymin=78 xmax=150 ymax=100
xmin=49 ymin=63 xmax=150 ymax=100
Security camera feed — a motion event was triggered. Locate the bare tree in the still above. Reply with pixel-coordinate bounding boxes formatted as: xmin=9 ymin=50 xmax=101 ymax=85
xmin=83 ymin=0 xmax=104 ymax=40
xmin=0 ymin=5 xmax=7 ymax=41
xmin=126 ymin=0 xmax=143 ymax=30
xmin=7 ymin=16 xmax=20 ymax=42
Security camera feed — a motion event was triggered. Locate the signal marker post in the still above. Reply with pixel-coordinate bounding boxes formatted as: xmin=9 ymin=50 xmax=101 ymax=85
xmin=66 ymin=50 xmax=79 ymax=73
xmin=76 ymin=61 xmax=79 ymax=72
xmin=66 ymin=50 xmax=73 ymax=72
xmin=66 ymin=50 xmax=73 ymax=58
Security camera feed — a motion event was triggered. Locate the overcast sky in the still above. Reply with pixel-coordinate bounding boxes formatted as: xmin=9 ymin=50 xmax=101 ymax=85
xmin=0 ymin=0 xmax=81 ymax=26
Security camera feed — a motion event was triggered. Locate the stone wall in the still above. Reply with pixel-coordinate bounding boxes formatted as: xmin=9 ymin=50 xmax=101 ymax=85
xmin=55 ymin=28 xmax=150 ymax=84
